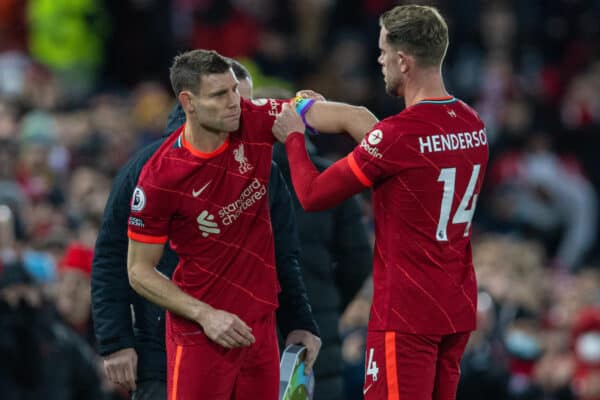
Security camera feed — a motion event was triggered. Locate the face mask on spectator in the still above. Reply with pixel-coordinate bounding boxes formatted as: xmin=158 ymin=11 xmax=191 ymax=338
xmin=505 ymin=330 xmax=542 ymax=360
xmin=576 ymin=332 xmax=600 ymax=363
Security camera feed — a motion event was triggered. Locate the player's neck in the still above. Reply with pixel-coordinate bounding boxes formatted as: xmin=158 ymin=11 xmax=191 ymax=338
xmin=403 ymin=69 xmax=448 ymax=107
xmin=184 ymin=122 xmax=228 ymax=153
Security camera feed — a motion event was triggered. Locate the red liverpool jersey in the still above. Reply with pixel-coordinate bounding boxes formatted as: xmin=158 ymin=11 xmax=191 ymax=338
xmin=127 ymin=98 xmax=285 ymax=343
xmin=349 ymin=97 xmax=489 ymax=334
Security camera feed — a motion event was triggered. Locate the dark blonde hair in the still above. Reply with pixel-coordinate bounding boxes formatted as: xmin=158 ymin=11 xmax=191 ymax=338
xmin=169 ymin=49 xmax=232 ymax=95
xmin=380 ymin=5 xmax=449 ymax=67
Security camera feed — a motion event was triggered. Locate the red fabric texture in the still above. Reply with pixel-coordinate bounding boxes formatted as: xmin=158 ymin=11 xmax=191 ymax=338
xmin=284 ymin=132 xmax=366 ymax=212
xmin=363 ymin=331 xmax=470 ymax=400
xmin=166 ymin=313 xmax=279 ymax=400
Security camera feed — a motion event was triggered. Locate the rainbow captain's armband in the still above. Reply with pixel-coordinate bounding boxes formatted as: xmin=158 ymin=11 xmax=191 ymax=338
xmin=291 ymin=96 xmax=319 ymax=135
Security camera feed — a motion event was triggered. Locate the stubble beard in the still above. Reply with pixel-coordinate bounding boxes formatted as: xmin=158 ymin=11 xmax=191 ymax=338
xmin=194 ymin=116 xmax=239 ymax=135
xmin=385 ymin=74 xmax=403 ymax=98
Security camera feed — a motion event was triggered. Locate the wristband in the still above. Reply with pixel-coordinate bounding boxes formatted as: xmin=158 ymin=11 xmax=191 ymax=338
xmin=292 ymin=96 xmax=319 ymax=135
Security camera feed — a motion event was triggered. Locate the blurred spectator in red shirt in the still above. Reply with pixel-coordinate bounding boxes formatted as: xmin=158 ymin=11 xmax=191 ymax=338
xmin=56 ymin=241 xmax=95 ymax=345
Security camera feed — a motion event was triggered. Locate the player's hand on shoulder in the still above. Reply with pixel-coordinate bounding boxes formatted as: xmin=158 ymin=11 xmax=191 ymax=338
xmin=272 ymin=103 xmax=305 ymax=143
xmin=200 ymin=308 xmax=256 ymax=349
xmin=285 ymin=329 xmax=322 ymax=375
xmin=103 ymin=347 xmax=138 ymax=391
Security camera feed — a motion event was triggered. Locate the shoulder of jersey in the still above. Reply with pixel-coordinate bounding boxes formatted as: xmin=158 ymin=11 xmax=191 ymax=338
xmin=139 ymin=130 xmax=184 ymax=184
xmin=243 ymin=97 xmax=275 ymax=111
xmin=456 ymin=99 xmax=484 ymax=122
xmin=370 ymin=114 xmax=410 ymax=136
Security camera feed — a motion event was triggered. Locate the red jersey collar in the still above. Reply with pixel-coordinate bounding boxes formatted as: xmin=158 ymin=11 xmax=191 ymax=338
xmin=179 ymin=128 xmax=230 ymax=159
xmin=415 ymin=96 xmax=457 ymax=105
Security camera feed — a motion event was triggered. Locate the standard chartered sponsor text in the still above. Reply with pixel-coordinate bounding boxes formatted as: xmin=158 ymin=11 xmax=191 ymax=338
xmin=218 ymin=178 xmax=267 ymax=225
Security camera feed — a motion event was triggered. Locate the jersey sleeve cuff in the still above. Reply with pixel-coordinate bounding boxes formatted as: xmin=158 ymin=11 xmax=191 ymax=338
xmin=127 ymin=230 xmax=168 ymax=244
xmin=285 ymin=131 xmax=305 ymax=144
xmin=347 ymin=153 xmax=373 ymax=187
xmin=97 ymin=335 xmax=137 ymax=357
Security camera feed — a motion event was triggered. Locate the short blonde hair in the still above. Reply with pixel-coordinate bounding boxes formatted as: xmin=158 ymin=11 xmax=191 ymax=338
xmin=380 ymin=5 xmax=449 ymax=67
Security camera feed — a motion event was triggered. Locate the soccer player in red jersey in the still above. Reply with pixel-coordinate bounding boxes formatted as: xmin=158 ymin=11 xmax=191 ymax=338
xmin=273 ymin=5 xmax=489 ymax=400
xmin=125 ymin=50 xmax=374 ymax=400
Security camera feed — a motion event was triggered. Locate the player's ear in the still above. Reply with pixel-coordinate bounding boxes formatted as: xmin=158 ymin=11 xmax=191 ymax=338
xmin=178 ymin=91 xmax=195 ymax=113
xmin=396 ymin=50 xmax=411 ymax=74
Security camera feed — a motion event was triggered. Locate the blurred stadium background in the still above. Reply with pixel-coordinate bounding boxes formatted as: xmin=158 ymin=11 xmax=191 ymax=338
xmin=1 ymin=0 xmax=600 ymax=399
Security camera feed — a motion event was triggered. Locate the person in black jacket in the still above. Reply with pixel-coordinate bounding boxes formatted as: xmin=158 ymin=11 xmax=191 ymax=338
xmin=273 ymin=141 xmax=372 ymax=400
xmin=91 ymin=61 xmax=320 ymax=400
xmin=254 ymin=84 xmax=373 ymax=399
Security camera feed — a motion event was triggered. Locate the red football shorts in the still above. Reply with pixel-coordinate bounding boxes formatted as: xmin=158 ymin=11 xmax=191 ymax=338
xmin=363 ymin=330 xmax=470 ymax=400
xmin=166 ymin=313 xmax=279 ymax=400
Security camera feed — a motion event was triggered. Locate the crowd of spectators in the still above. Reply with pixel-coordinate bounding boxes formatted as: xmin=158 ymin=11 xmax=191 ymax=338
xmin=0 ymin=0 xmax=599 ymax=398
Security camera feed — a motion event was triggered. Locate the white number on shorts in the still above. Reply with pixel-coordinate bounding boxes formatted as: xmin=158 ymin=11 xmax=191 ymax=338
xmin=366 ymin=348 xmax=379 ymax=381
xmin=436 ymin=165 xmax=481 ymax=241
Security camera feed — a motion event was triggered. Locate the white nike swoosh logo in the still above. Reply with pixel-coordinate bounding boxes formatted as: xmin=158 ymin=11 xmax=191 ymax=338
xmin=192 ymin=181 xmax=211 ymax=197
xmin=363 ymin=383 xmax=374 ymax=395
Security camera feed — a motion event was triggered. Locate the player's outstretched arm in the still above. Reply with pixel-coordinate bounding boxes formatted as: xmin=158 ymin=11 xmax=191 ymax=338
xmin=272 ymin=104 xmax=368 ymax=211
xmin=127 ymin=239 xmax=255 ymax=349
xmin=304 ymin=101 xmax=378 ymax=143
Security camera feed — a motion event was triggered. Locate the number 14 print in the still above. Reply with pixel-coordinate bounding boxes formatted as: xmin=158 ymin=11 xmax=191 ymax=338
xmin=436 ymin=165 xmax=481 ymax=241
